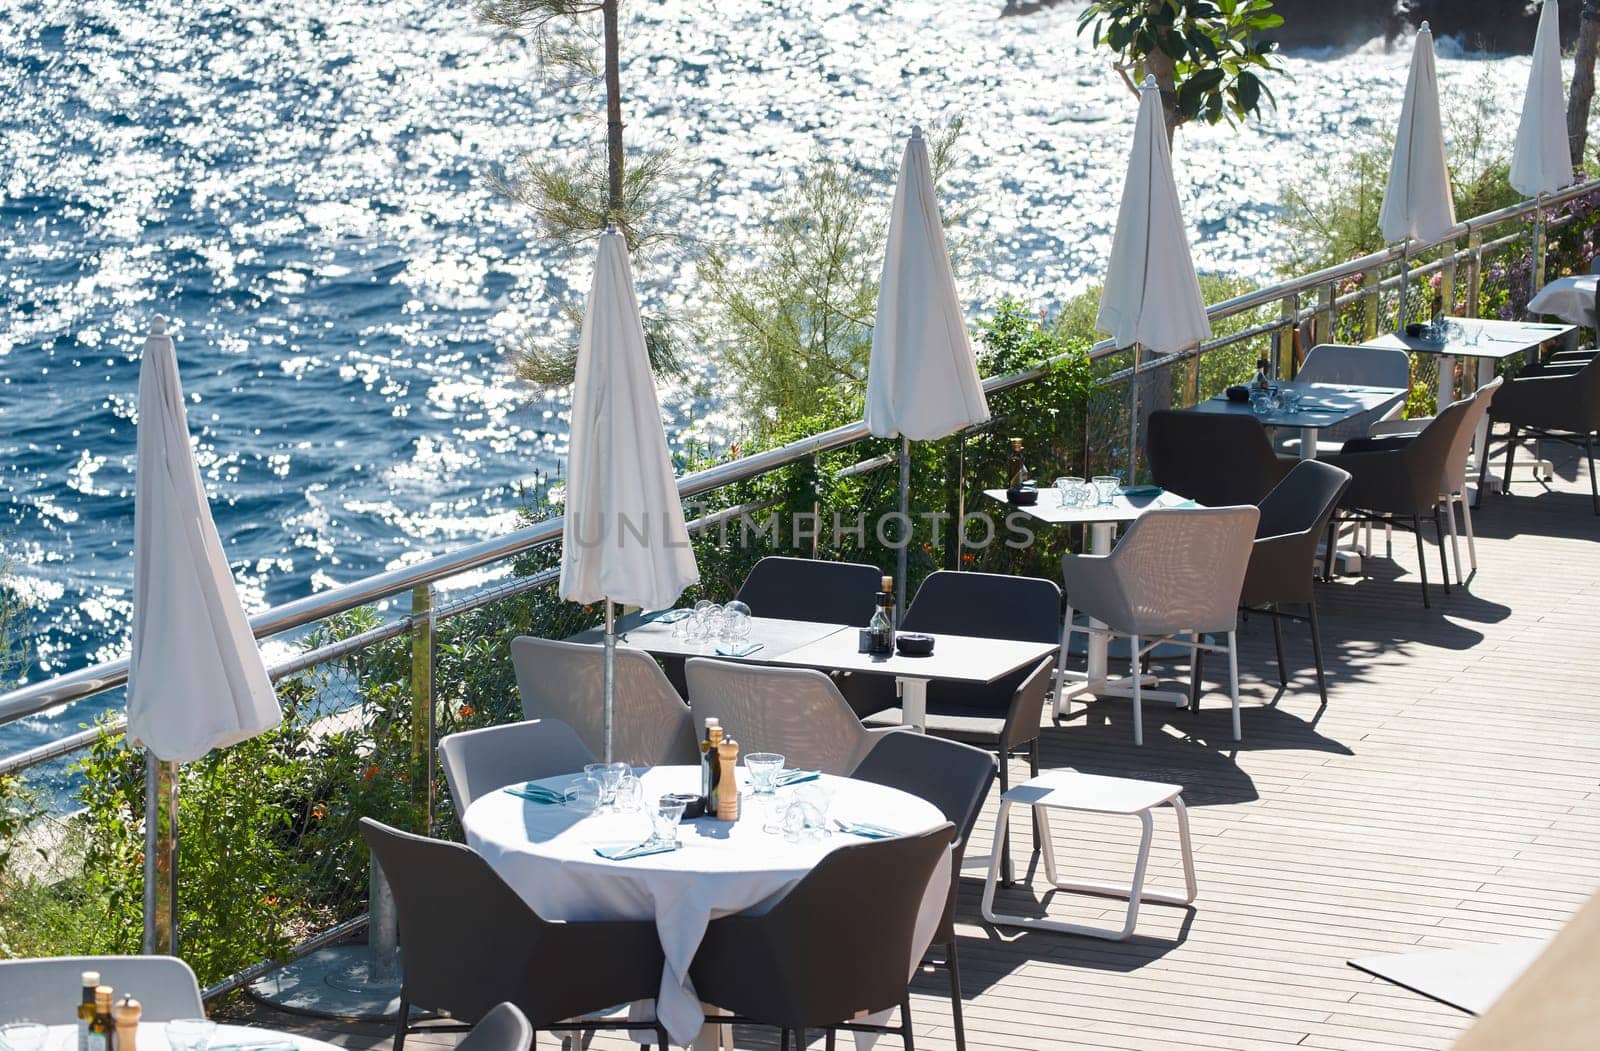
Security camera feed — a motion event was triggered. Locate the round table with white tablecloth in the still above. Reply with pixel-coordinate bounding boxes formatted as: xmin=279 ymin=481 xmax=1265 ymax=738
xmin=33 ymin=1024 xmax=340 ymax=1051
xmin=462 ymin=765 xmax=950 ymax=1048
xmin=1527 ymin=274 xmax=1598 ymax=328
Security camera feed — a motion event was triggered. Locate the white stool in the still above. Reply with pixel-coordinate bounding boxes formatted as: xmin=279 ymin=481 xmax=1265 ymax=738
xmin=980 ymin=770 xmax=1196 ymax=941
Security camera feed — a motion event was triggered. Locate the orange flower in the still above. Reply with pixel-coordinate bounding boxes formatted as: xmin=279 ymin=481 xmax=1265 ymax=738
xmin=459 ymin=704 xmax=475 ymax=719
xmin=362 ymin=764 xmax=380 ymax=783
xmin=311 ymin=803 xmax=327 ymax=820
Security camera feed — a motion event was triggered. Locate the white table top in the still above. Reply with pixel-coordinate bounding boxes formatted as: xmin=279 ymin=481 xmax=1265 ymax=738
xmin=773 ymin=627 xmax=1057 ymax=685
xmin=1527 ymin=275 xmax=1598 ymax=328
xmin=35 ymin=1024 xmax=336 ymax=1051
xmin=463 ymin=765 xmax=949 ymax=1047
xmin=569 ymin=614 xmax=847 ymax=661
xmin=985 ymin=486 xmax=1197 ymax=527
xmin=1365 ymin=317 xmax=1574 ymax=360
xmin=1003 ymin=770 xmax=1183 ymax=815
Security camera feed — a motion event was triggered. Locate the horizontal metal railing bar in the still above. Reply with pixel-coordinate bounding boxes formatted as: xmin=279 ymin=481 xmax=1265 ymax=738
xmin=202 ymin=915 xmax=368 ymax=1001
xmin=3 ymin=177 xmax=1593 ymax=736
xmin=0 ymin=725 xmax=107 ymax=777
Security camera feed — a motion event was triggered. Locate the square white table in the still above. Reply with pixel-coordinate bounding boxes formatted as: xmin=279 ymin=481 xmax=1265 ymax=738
xmin=569 ymin=612 xmax=848 ymax=661
xmin=1366 ymin=317 xmax=1576 ymax=490
xmin=1186 ymin=380 xmax=1407 ymax=459
xmin=984 ymin=488 xmax=1199 ymax=710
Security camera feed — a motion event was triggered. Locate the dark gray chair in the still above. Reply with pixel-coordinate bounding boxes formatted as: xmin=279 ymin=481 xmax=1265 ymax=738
xmin=1484 ymin=352 xmax=1600 ymax=515
xmin=1235 ymin=460 xmax=1352 ymax=705
xmin=1324 ymin=395 xmax=1480 ymax=608
xmin=438 ymin=718 xmax=594 ymax=812
xmin=1146 ymin=410 xmax=1295 ymax=508
xmin=737 ymin=556 xmax=894 ymax=717
xmin=459 ymin=1003 xmax=534 ymax=1051
xmin=850 ymin=735 xmax=997 ymax=1051
xmin=0 ymin=956 xmax=202 ymax=1022
xmin=360 ymin=818 xmax=668 ymax=1051
xmin=735 ymin=556 xmax=884 ymax=624
xmin=689 ymin=823 xmax=955 ymax=1051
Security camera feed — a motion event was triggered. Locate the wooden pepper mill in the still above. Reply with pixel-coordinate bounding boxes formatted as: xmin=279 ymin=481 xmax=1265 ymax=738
xmin=716 ymin=736 xmax=740 ymax=821
xmin=111 ymin=995 xmax=141 ymax=1051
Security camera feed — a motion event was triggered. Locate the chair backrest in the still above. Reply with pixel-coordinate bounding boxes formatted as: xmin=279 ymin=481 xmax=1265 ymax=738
xmin=1077 ymin=506 xmax=1261 ymax=637
xmin=0 ymin=956 xmax=202 ymax=1023
xmin=511 ymin=636 xmax=699 ymax=765
xmin=684 ymin=658 xmax=876 ymax=775
xmin=1403 ymin=393 xmax=1482 ymax=503
xmin=849 ymin=733 xmax=996 ymax=851
xmin=691 ymin=823 xmax=954 ymax=1027
xmin=735 ymin=556 xmax=884 ymax=625
xmin=439 ymin=719 xmax=594 ymax=812
xmin=1256 ymin=460 xmax=1353 ymax=541
xmin=1296 ymin=344 xmax=1411 ymax=390
xmin=1146 ymin=411 xmax=1286 ymax=507
xmin=1442 ymin=376 xmax=1502 ymax=490
xmin=901 ymin=571 xmax=1061 ymax=644
xmin=457 ymin=1002 xmax=534 ymax=1051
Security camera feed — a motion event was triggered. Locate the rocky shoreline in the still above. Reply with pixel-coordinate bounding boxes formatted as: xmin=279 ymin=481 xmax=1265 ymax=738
xmin=1268 ymin=0 xmax=1569 ymax=55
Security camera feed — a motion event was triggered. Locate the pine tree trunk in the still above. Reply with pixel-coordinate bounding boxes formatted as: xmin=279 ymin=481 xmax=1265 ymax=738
xmin=602 ymin=0 xmax=625 ymax=220
xmin=1569 ymin=1 xmax=1600 ymax=168
xmin=1144 ymin=0 xmax=1180 ymax=143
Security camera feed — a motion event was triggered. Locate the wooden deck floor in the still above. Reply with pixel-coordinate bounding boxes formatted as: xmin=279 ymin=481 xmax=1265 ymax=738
xmin=235 ymin=447 xmax=1600 ymax=1050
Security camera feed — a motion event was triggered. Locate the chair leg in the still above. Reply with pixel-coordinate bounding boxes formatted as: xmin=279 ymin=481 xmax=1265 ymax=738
xmin=1029 ymin=738 xmax=1043 ymax=865
xmin=1443 ymin=495 xmax=1462 ymax=584
xmin=1412 ymin=515 xmax=1431 ymax=608
xmin=1322 ymin=515 xmax=1338 ymax=581
xmin=393 ymin=1001 xmax=409 ymax=1051
xmin=1269 ymin=608 xmax=1287 ymax=687
xmin=1130 ymin=633 xmax=1144 ymax=746
xmin=901 ymin=993 xmax=915 ymax=1051
xmin=1433 ymin=506 xmax=1451 ymax=594
xmin=946 ymin=939 xmax=967 ymax=1051
xmin=1587 ymin=435 xmax=1599 ymax=515
xmin=1190 ymin=640 xmax=1204 ymax=712
xmin=1459 ymin=492 xmax=1478 ymax=574
xmin=797 ymin=1027 xmax=807 ymax=1050
xmin=826 ymin=1029 xmax=836 ymax=1051
xmin=781 ymin=1030 xmax=791 ymax=1051
xmin=1055 ymin=606 xmax=1075 ymax=720
xmin=1477 ymin=423 xmax=1493 ymax=507
xmin=1227 ymin=630 xmax=1241 ymax=741
xmin=1503 ymin=424 xmax=1518 ymax=495
xmin=998 ymin=757 xmax=1013 ymax=887
xmin=1307 ymin=599 xmax=1329 ymax=705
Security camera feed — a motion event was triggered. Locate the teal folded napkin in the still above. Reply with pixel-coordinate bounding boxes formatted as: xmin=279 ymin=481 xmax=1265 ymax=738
xmin=651 ymin=608 xmax=693 ymax=623
xmin=834 ymin=819 xmax=901 ymax=839
xmin=1119 ymin=485 xmax=1163 ymax=497
xmin=595 ymin=840 xmax=676 ymax=861
xmin=506 ymin=782 xmax=566 ymax=805
xmin=714 ymin=641 xmax=764 ymax=657
xmin=1170 ymin=498 xmax=1199 ymax=509
xmin=775 ymin=769 xmax=820 ymax=786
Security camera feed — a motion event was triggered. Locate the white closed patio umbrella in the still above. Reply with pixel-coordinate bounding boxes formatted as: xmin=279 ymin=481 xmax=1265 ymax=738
xmin=559 ymin=228 xmax=699 ymax=761
xmin=127 ymin=315 xmax=283 ymax=952
xmin=1097 ymin=76 xmax=1211 ymax=479
xmin=1379 ymin=21 xmax=1456 ymax=324
xmin=1512 ymin=0 xmax=1574 ymax=295
xmin=865 ymin=126 xmax=990 ymax=605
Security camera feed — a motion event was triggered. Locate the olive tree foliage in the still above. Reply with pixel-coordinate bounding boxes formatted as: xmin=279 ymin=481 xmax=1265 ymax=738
xmin=472 ymin=0 xmax=689 ymax=386
xmin=1077 ymin=0 xmax=1283 ymax=142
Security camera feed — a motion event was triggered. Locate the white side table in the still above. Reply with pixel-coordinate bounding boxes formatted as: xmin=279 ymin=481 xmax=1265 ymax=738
xmin=980 ymin=770 xmax=1197 ymax=941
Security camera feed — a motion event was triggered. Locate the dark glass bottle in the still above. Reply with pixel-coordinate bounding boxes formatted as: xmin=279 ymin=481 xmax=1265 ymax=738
xmin=868 ymin=575 xmax=896 ymax=655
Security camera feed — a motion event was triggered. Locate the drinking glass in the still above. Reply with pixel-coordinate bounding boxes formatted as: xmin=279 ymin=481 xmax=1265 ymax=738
xmin=165 ymin=1020 xmax=218 ymax=1051
xmin=1092 ymin=475 xmax=1121 ymax=506
xmin=721 ymin=599 xmax=752 ymax=642
xmin=563 ymin=775 xmax=601 ymax=812
xmin=613 ymin=769 xmax=643 ymax=813
xmin=1278 ymin=388 xmax=1302 ymax=415
xmin=1250 ymin=389 xmax=1274 ymax=417
xmin=691 ymin=601 xmax=722 ymax=641
xmin=651 ymin=796 xmax=687 ymax=847
xmin=584 ymin=762 xmax=625 ymax=808
xmin=0 ymin=1024 xmax=48 ymax=1051
xmin=745 ymin=752 xmax=785 ymax=795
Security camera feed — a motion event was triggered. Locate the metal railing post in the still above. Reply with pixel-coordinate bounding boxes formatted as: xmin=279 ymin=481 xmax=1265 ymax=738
xmin=1317 ymin=283 xmax=1335 ymax=345
xmin=1466 ymin=229 xmax=1484 ymax=319
xmin=1183 ymin=346 xmax=1200 ymax=405
xmin=141 ymin=753 xmax=178 ymax=955
xmin=1274 ymin=293 xmax=1298 ymax=378
xmin=810 ymin=452 xmax=821 ymax=559
xmin=1362 ymin=270 xmax=1380 ymax=339
xmin=1532 ymin=194 xmax=1547 ymax=293
xmin=409 ymin=585 xmax=434 ymax=833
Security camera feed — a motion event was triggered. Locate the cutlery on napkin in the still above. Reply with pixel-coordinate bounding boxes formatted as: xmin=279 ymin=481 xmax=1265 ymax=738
xmin=506 ymin=782 xmax=567 ymax=805
xmin=774 ymin=769 xmax=820 ymax=787
xmin=714 ymin=642 xmax=764 ymax=657
xmin=595 ymin=841 xmax=677 ymax=861
xmin=833 ymin=819 xmax=902 ymax=839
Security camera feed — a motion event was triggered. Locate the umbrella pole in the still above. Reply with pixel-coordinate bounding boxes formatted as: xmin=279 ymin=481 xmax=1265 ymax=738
xmin=1532 ymin=193 xmax=1547 ymax=293
xmin=602 ymin=600 xmax=616 ymax=764
xmin=1126 ymin=343 xmax=1142 ymax=482
xmin=141 ymin=751 xmax=178 ymax=955
xmin=896 ymin=436 xmax=910 ymax=610
xmin=1397 ymin=239 xmax=1409 ymax=327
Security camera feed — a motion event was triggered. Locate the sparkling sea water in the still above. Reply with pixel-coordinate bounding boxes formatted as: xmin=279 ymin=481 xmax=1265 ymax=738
xmin=0 ymin=0 xmax=1531 ymax=751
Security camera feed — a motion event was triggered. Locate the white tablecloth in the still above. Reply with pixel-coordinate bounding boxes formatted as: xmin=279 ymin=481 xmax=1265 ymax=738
xmin=39 ymin=1024 xmax=338 ymax=1051
xmin=1527 ymin=275 xmax=1598 ymax=328
xmin=463 ymin=766 xmax=950 ymax=1047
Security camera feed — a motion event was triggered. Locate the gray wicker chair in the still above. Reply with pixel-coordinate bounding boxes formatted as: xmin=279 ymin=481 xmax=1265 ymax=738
xmin=1283 ymin=344 xmax=1411 ymax=454
xmin=684 ymin=658 xmax=905 ymax=776
xmin=1061 ymin=506 xmax=1260 ymax=745
xmin=458 ymin=1003 xmax=534 ymax=1051
xmin=438 ymin=719 xmax=594 ymax=812
xmin=512 ymin=636 xmax=698 ymax=766
xmin=0 ymin=956 xmax=202 ymax=1022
